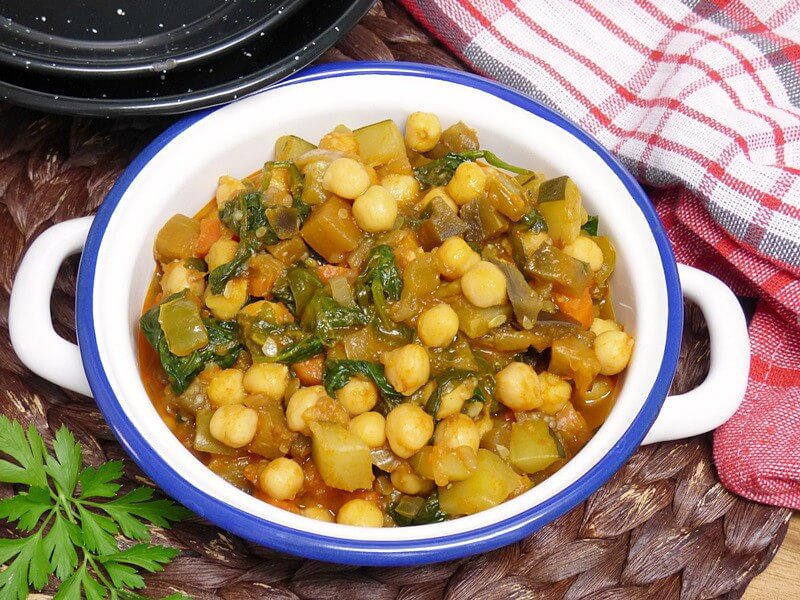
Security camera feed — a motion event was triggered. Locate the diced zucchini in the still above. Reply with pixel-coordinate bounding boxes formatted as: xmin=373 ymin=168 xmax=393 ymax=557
xmin=537 ymin=176 xmax=582 ymax=245
xmin=509 ymin=420 xmax=563 ymax=474
xmin=300 ymin=196 xmax=362 ymax=263
xmin=520 ymin=244 xmax=591 ymax=296
xmin=354 ymin=119 xmax=406 ymax=167
xmin=592 ymin=236 xmax=616 ymax=285
xmin=207 ymin=456 xmax=252 ymax=491
xmin=549 ymin=336 xmax=601 ymax=394
xmin=450 ymin=295 xmax=513 ymax=339
xmin=154 ymin=214 xmax=200 ymax=262
xmin=486 ymin=173 xmax=526 ymax=221
xmin=274 ymin=135 xmax=317 ymax=162
xmin=438 ymin=449 xmax=522 ymax=516
xmin=246 ymin=397 xmax=296 ymax=459
xmin=310 ymin=421 xmax=374 ymax=491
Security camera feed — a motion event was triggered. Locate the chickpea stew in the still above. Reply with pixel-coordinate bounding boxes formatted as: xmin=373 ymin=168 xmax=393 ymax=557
xmin=138 ymin=113 xmax=634 ymax=527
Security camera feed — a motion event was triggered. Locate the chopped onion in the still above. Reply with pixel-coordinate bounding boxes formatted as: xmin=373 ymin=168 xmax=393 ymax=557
xmin=329 ymin=275 xmax=355 ymax=307
xmin=371 ymin=447 xmax=402 ymax=473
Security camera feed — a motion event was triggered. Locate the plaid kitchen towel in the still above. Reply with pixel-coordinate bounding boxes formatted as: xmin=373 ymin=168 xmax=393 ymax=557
xmin=400 ymin=0 xmax=800 ymax=509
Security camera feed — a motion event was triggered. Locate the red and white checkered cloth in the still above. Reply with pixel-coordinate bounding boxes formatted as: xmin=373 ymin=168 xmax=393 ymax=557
xmin=401 ymin=0 xmax=800 ymax=509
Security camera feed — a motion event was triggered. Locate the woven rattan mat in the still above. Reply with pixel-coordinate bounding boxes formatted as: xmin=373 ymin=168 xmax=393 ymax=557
xmin=0 ymin=2 xmax=793 ymax=598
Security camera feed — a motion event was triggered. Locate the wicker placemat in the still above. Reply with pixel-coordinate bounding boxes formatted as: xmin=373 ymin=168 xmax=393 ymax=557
xmin=0 ymin=2 xmax=793 ymax=598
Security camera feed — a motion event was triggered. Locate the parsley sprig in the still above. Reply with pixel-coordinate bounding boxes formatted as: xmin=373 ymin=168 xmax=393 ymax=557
xmin=0 ymin=416 xmax=191 ymax=600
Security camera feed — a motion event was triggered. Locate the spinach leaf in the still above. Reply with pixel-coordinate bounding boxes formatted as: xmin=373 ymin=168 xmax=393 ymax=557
xmin=262 ymin=161 xmax=311 ymax=224
xmin=140 ymin=294 xmax=242 ymax=393
xmin=367 ymin=279 xmax=414 ymax=343
xmin=219 ymin=191 xmax=278 ymax=243
xmin=323 ymin=359 xmax=403 ymax=411
xmin=271 ymin=336 xmax=324 ymax=364
xmin=354 ymin=245 xmax=403 ymax=305
xmin=581 ymin=215 xmax=599 ymax=236
xmin=302 ymin=293 xmax=369 ymax=345
xmin=208 ymin=235 xmax=259 ymax=294
xmin=277 ymin=265 xmax=324 ymax=316
xmin=388 ymin=492 xmax=448 ymax=526
xmin=413 ymin=150 xmax=531 ymax=189
xmin=425 ymin=369 xmax=492 ymax=417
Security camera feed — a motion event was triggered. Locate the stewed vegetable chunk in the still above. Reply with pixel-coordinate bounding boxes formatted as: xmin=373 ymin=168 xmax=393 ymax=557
xmin=139 ymin=113 xmax=634 ymax=527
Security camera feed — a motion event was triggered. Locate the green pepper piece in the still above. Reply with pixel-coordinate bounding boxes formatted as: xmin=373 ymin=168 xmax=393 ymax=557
xmin=158 ymin=297 xmax=208 ymax=357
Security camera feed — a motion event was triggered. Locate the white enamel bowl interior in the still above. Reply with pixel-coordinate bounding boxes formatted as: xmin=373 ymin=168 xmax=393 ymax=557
xmin=90 ymin=73 xmax=668 ymax=542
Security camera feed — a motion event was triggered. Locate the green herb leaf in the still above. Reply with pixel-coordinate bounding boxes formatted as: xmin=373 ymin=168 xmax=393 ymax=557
xmin=0 ymin=486 xmax=52 ymax=531
xmin=271 ymin=336 xmax=325 ymax=364
xmin=0 ymin=417 xmax=187 ymax=600
xmin=208 ymin=234 xmax=259 ymax=294
xmin=581 ymin=215 xmax=599 ymax=236
xmin=45 ymin=426 xmax=82 ymax=497
xmin=0 ymin=417 xmax=48 ymax=487
xmin=323 ymin=360 xmax=403 ymax=411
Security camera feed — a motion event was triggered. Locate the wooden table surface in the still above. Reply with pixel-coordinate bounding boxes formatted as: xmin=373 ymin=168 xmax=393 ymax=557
xmin=745 ymin=513 xmax=800 ymax=597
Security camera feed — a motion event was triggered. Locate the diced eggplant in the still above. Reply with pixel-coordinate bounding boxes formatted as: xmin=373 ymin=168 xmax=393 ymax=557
xmin=489 ymin=258 xmax=541 ymax=328
xmin=519 ymin=244 xmax=592 ymax=296
xmin=417 ymin=197 xmax=467 ymax=250
xmin=300 ymin=196 xmax=362 ymax=263
xmin=266 ymin=205 xmax=299 ymax=240
xmin=429 ymin=121 xmax=479 ymax=158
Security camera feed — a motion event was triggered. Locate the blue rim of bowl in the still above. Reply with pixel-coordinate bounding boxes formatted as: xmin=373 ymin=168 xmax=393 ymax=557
xmin=76 ymin=61 xmax=683 ymax=566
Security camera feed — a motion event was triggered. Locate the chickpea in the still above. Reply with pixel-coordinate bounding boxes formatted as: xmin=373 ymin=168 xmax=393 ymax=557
xmin=391 ymin=464 xmax=435 ymax=496
xmin=434 ymin=414 xmax=480 ymax=451
xmin=258 ymin=457 xmax=304 ymax=500
xmin=285 ymin=385 xmax=331 ymax=435
xmin=161 ymin=260 xmax=204 ymax=297
xmin=417 ymin=303 xmax=459 ymax=348
xmin=590 ymin=318 xmax=621 ymax=337
xmin=405 ymin=112 xmax=442 ymax=153
xmin=380 ymin=174 xmax=420 ymax=207
xmin=348 ymin=411 xmax=386 ymax=448
xmin=302 ymin=506 xmax=335 ymax=523
xmin=322 ymin=157 xmax=371 ymax=199
xmin=446 ymin=162 xmax=487 ymax=205
xmin=495 ymin=362 xmax=542 ymax=411
xmin=336 ymin=377 xmax=379 ymax=415
xmin=437 ymin=236 xmax=480 ymax=280
xmin=385 ymin=403 xmax=434 ymax=459
xmin=420 ymin=186 xmax=459 ymax=213
xmin=563 ymin=236 xmax=604 ymax=272
xmin=207 ymin=368 xmax=246 ymax=407
xmin=242 ymin=363 xmax=289 ymax=401
xmin=436 ymin=379 xmax=475 ymax=419
xmin=594 ymin=330 xmax=634 ymax=375
xmin=539 ymin=372 xmax=573 ymax=415
xmin=209 ymin=404 xmax=258 ymax=448
xmin=204 ymin=277 xmax=248 ymax=320
xmin=352 ymin=185 xmax=398 ymax=233
xmin=205 ymin=238 xmax=238 ymax=272
xmin=336 ymin=499 xmax=383 ymax=527
xmin=381 ymin=344 xmax=430 ymax=396
xmin=461 ymin=261 xmax=508 ymax=308
xmin=215 ymin=175 xmax=246 ymax=208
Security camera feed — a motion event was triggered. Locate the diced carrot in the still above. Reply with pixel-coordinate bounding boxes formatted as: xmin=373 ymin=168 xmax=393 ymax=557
xmin=554 ymin=287 xmax=594 ymax=330
xmin=195 ymin=216 xmax=222 ymax=257
xmin=316 ymin=264 xmax=350 ymax=283
xmin=292 ymin=356 xmax=324 ymax=386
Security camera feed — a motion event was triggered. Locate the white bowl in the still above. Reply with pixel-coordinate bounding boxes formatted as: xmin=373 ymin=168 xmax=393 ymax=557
xmin=9 ymin=62 xmax=750 ymax=566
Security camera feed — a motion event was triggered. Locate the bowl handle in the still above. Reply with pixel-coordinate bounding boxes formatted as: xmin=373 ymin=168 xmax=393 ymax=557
xmin=642 ymin=264 xmax=749 ymax=444
xmin=9 ymin=217 xmax=94 ymax=397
